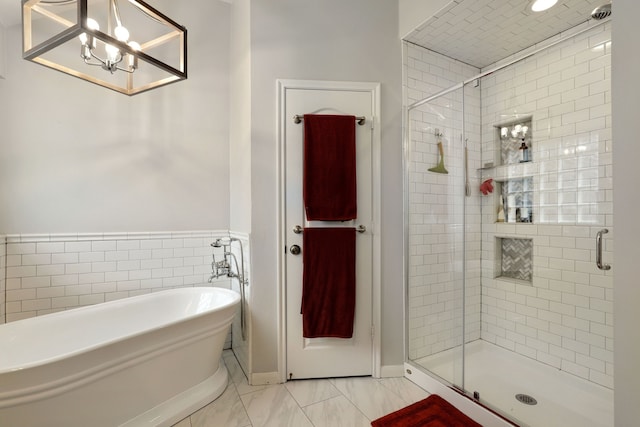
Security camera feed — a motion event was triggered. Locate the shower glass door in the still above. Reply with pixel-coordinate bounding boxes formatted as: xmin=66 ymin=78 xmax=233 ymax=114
xmin=405 ymin=20 xmax=614 ymax=427
xmin=406 ymin=85 xmax=466 ymax=389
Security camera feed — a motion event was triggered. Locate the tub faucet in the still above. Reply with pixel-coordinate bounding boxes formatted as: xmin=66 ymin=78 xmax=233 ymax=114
xmin=208 ymin=237 xmax=249 ymax=341
xmin=209 ymin=239 xmax=229 ymax=282
xmin=209 ymin=257 xmax=229 ymax=282
xmin=208 ymin=238 xmax=245 ymax=283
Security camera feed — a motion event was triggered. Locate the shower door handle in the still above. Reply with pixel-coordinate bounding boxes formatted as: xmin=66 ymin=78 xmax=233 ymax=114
xmin=596 ymin=229 xmax=611 ymax=271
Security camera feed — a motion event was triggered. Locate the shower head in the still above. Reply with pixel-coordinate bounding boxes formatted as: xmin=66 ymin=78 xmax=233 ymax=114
xmin=591 ymin=3 xmax=611 ymax=20
xmin=211 ymin=237 xmax=236 ymax=248
xmin=211 ymin=238 xmax=227 ymax=248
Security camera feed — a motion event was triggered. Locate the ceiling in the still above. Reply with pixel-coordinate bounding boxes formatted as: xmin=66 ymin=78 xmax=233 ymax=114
xmin=404 ymin=0 xmax=610 ymax=69
xmin=1 ymin=0 xmax=609 ymax=68
xmin=0 ymin=0 xmax=233 ymax=27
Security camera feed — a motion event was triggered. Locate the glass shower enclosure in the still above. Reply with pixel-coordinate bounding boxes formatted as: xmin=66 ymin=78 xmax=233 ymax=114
xmin=404 ymin=21 xmax=614 ymax=427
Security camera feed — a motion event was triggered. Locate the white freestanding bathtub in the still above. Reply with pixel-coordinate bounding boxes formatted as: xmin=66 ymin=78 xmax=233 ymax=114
xmin=0 ymin=286 xmax=240 ymax=427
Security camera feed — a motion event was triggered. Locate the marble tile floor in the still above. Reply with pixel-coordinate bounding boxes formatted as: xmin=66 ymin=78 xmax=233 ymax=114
xmin=172 ymin=350 xmax=430 ymax=427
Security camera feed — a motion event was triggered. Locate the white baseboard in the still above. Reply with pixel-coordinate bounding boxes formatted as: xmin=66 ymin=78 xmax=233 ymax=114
xmin=250 ymin=365 xmax=403 ymax=384
xmin=250 ymin=371 xmax=282 ymax=385
xmin=380 ymin=364 xmax=405 ymax=378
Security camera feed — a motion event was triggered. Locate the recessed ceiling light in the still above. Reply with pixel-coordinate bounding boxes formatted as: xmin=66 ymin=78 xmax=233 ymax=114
xmin=531 ymin=0 xmax=558 ymax=12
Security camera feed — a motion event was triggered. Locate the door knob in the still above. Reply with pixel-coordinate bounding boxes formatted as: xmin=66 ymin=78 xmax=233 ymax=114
xmin=289 ymin=245 xmax=301 ymax=255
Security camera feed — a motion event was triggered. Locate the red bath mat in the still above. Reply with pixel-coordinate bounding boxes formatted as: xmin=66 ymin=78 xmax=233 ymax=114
xmin=371 ymin=394 xmax=482 ymax=427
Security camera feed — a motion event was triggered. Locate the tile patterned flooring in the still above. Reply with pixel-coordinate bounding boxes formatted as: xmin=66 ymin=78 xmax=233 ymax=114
xmin=173 ymin=350 xmax=430 ymax=427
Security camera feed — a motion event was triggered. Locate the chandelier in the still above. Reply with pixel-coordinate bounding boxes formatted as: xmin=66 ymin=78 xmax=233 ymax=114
xmin=22 ymin=0 xmax=187 ymax=96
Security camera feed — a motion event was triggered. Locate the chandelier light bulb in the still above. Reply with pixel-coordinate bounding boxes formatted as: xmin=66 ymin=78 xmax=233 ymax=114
xmin=87 ymin=18 xmax=100 ymax=30
xmin=127 ymin=41 xmax=141 ymax=70
xmin=105 ymin=43 xmax=120 ymax=63
xmin=79 ymin=18 xmax=100 ymax=46
xmin=114 ymin=25 xmax=130 ymax=42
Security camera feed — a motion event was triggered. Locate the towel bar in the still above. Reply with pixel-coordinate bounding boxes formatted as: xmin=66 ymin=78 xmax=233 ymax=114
xmin=293 ymin=225 xmax=366 ymax=234
xmin=293 ymin=115 xmax=366 ymax=125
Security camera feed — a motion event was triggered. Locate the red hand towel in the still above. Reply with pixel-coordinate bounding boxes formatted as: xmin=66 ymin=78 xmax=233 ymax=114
xmin=303 ymin=114 xmax=357 ymax=221
xmin=301 ymin=227 xmax=356 ymax=338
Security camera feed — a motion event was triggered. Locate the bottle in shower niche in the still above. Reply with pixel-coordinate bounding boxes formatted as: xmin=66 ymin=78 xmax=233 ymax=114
xmin=519 ymin=139 xmax=530 ymax=163
xmin=497 ymin=195 xmax=505 ymax=222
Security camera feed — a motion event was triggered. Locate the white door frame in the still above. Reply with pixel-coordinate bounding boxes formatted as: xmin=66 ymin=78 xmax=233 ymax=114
xmin=276 ymin=79 xmax=382 ymax=382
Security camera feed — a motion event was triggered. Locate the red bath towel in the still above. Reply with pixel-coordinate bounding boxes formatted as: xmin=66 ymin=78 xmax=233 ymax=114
xmin=301 ymin=227 xmax=356 ymax=338
xmin=303 ymin=114 xmax=357 ymax=221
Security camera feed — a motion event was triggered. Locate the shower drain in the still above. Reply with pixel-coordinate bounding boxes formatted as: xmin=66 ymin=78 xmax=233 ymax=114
xmin=515 ymin=394 xmax=537 ymax=405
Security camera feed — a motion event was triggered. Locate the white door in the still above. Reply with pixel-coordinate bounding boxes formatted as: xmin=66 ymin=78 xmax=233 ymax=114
xmin=282 ymin=81 xmax=377 ymax=379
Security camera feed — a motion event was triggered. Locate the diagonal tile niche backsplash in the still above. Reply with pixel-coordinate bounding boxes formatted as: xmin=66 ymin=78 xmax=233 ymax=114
xmin=498 ymin=237 xmax=533 ymax=283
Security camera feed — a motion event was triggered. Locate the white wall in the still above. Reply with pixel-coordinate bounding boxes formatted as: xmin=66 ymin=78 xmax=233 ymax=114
xmin=0 ymin=1 xmax=231 ymax=234
xmin=612 ymin=0 xmax=640 ymax=424
xmin=246 ymin=0 xmax=404 ymax=374
xmin=229 ymin=0 xmax=252 ymax=233
xmin=0 ymin=22 xmax=6 ymax=79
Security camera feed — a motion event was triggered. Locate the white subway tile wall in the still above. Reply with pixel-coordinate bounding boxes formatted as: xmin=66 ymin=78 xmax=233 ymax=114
xmin=4 ymin=231 xmax=234 ymax=323
xmin=480 ymin=23 xmax=613 ymax=389
xmin=405 ymin=22 xmax=613 ymax=389
xmin=1 ymin=235 xmax=6 ymax=324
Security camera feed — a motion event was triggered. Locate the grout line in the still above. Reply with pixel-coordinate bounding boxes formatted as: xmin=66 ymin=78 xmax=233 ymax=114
xmin=329 ymin=377 xmax=375 ymax=422
xmin=229 ymin=381 xmax=252 ymax=427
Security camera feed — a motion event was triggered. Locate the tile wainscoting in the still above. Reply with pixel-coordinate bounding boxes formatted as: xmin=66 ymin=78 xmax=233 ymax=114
xmin=2 ymin=230 xmax=237 ymax=323
xmin=0 ymin=234 xmax=5 ymax=324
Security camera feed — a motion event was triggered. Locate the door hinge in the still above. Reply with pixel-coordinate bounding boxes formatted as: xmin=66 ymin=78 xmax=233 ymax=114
xmin=371 ymin=325 xmax=375 ymax=339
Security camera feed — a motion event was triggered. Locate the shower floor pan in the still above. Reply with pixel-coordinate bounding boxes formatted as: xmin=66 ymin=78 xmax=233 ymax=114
xmin=415 ymin=340 xmax=613 ymax=427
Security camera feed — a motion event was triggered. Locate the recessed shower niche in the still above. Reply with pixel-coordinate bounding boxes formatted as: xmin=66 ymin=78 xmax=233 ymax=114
xmin=496 ymin=237 xmax=533 ymax=284
xmin=483 ymin=117 xmax=535 ymax=224
xmin=496 ymin=117 xmax=532 ymax=165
